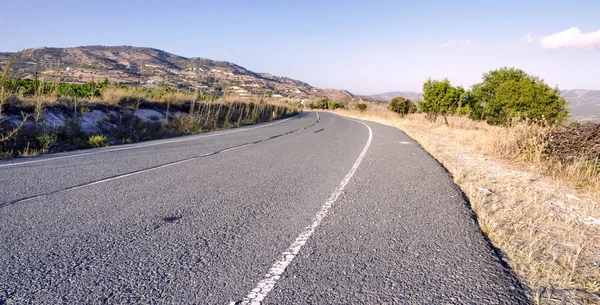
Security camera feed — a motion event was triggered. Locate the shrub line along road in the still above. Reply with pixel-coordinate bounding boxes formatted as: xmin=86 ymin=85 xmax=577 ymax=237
xmin=0 ymin=112 xmax=529 ymax=304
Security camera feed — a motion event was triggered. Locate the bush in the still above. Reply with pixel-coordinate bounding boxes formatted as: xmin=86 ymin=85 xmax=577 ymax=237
xmin=1 ymin=78 xmax=109 ymax=99
xmin=37 ymin=133 xmax=57 ymax=151
xmin=327 ymin=100 xmax=344 ymax=109
xmin=356 ymin=103 xmax=367 ymax=112
xmin=311 ymin=97 xmax=344 ymax=110
xmin=471 ymin=67 xmax=568 ymax=125
xmin=88 ymin=134 xmax=108 ymax=148
xmin=314 ymin=97 xmax=329 ymax=109
xmin=388 ymin=97 xmax=416 ymax=115
xmin=420 ymin=78 xmax=466 ymax=123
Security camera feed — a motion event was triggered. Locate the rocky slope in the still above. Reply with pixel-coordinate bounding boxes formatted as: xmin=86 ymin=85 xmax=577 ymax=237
xmin=560 ymin=90 xmax=600 ymax=122
xmin=0 ymin=46 xmax=380 ymax=104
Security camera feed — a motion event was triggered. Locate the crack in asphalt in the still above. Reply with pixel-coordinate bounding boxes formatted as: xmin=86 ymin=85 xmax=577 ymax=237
xmin=0 ymin=116 xmax=297 ymax=169
xmin=0 ymin=114 xmax=321 ymax=208
xmin=0 ymin=113 xmax=321 ymax=301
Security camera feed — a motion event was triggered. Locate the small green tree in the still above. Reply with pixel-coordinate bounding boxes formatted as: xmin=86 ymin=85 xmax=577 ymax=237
xmin=420 ymin=78 xmax=465 ymax=124
xmin=356 ymin=103 xmax=367 ymax=112
xmin=314 ymin=97 xmax=329 ymax=109
xmin=327 ymin=100 xmax=344 ymax=109
xmin=388 ymin=96 xmax=417 ymax=116
xmin=471 ymin=67 xmax=568 ymax=125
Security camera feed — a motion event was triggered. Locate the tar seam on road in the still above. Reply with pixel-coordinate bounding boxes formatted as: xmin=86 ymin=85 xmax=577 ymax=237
xmin=0 ymin=116 xmax=295 ymax=169
xmin=0 ymin=113 xmax=321 ymax=208
xmin=236 ymin=116 xmax=372 ymax=305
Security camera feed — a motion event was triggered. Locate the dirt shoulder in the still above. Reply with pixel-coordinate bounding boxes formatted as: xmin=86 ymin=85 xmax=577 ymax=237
xmin=334 ymin=109 xmax=600 ymax=304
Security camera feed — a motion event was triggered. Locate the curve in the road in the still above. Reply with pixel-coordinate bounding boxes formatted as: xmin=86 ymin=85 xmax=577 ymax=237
xmin=0 ymin=112 xmax=529 ymax=304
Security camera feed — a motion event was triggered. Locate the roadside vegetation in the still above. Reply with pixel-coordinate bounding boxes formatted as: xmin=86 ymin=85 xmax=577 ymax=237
xmin=0 ymin=59 xmax=300 ymax=159
xmin=336 ymin=67 xmax=600 ymax=304
xmin=306 ymin=97 xmax=345 ymax=110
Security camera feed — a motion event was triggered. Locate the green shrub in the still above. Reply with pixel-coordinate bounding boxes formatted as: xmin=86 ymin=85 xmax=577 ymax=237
xmin=37 ymin=133 xmax=57 ymax=151
xmin=388 ymin=97 xmax=416 ymax=115
xmin=314 ymin=98 xmax=329 ymax=109
xmin=356 ymin=103 xmax=367 ymax=112
xmin=421 ymin=78 xmax=466 ymax=123
xmin=88 ymin=134 xmax=108 ymax=148
xmin=311 ymin=97 xmax=344 ymax=110
xmin=327 ymin=100 xmax=344 ymax=109
xmin=1 ymin=78 xmax=110 ymax=98
xmin=471 ymin=67 xmax=568 ymax=125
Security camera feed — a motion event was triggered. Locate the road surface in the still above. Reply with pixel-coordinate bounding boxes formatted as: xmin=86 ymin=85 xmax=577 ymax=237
xmin=0 ymin=112 xmax=529 ymax=304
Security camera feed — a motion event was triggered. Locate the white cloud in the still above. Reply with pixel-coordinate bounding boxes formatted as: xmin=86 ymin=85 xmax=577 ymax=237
xmin=541 ymin=27 xmax=600 ymax=50
xmin=440 ymin=40 xmax=456 ymax=48
xmin=522 ymin=33 xmax=533 ymax=44
xmin=223 ymin=51 xmax=233 ymax=57
xmin=440 ymin=38 xmax=471 ymax=48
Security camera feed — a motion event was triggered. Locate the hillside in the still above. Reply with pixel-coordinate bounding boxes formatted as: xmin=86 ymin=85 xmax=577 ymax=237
xmin=560 ymin=90 xmax=600 ymax=122
xmin=0 ymin=46 xmax=378 ymax=104
xmin=370 ymin=91 xmax=422 ymax=102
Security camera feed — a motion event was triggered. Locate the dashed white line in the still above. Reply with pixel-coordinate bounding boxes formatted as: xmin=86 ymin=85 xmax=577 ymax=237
xmin=237 ymin=117 xmax=373 ymax=305
xmin=7 ymin=147 xmax=241 ymax=206
xmin=0 ymin=117 xmax=294 ymax=169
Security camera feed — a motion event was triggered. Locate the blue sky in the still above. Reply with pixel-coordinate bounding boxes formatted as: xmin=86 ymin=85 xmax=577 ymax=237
xmin=1 ymin=0 xmax=599 ymax=94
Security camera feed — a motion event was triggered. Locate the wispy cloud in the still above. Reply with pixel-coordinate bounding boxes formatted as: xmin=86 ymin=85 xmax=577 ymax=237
xmin=541 ymin=27 xmax=600 ymax=50
xmin=440 ymin=38 xmax=471 ymax=48
xmin=223 ymin=51 xmax=234 ymax=57
xmin=521 ymin=33 xmax=533 ymax=44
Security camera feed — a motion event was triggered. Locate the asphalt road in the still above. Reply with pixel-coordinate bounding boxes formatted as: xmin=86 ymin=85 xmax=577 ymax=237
xmin=0 ymin=112 xmax=529 ymax=304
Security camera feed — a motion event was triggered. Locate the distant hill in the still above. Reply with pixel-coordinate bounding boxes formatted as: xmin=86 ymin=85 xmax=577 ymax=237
xmin=560 ymin=90 xmax=600 ymax=122
xmin=0 ymin=46 xmax=379 ymax=104
xmin=371 ymin=91 xmax=422 ymax=102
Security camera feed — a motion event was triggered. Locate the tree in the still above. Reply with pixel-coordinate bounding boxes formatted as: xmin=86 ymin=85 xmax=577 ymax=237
xmin=420 ymin=78 xmax=465 ymax=124
xmin=388 ymin=96 xmax=417 ymax=115
xmin=314 ymin=97 xmax=329 ymax=109
xmin=471 ymin=67 xmax=568 ymax=125
xmin=356 ymin=103 xmax=367 ymax=112
xmin=312 ymin=97 xmax=344 ymax=110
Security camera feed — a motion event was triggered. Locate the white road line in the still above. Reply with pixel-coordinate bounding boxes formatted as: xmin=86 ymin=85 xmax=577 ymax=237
xmin=238 ymin=117 xmax=373 ymax=305
xmin=8 ymin=149 xmax=227 ymax=206
xmin=0 ymin=117 xmax=294 ymax=169
xmin=3 ymin=113 xmax=321 ymax=206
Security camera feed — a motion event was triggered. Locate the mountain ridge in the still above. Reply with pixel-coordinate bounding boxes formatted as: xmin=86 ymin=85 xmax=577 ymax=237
xmin=0 ymin=45 xmax=377 ymax=104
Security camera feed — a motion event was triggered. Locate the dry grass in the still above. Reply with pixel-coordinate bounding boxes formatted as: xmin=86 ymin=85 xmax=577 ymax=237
xmin=163 ymin=91 xmax=194 ymax=106
xmin=100 ymin=86 xmax=131 ymax=105
xmin=334 ymin=108 xmax=600 ymax=304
